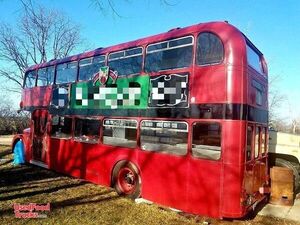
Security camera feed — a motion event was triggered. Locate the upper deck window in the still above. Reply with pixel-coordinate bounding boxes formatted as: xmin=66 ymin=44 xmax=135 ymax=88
xmin=37 ymin=66 xmax=55 ymax=86
xmin=108 ymin=47 xmax=142 ymax=76
xmin=196 ymin=32 xmax=224 ymax=66
xmin=79 ymin=55 xmax=105 ymax=81
xmin=56 ymin=61 xmax=77 ymax=84
xmin=24 ymin=70 xmax=37 ymax=88
xmin=145 ymin=36 xmax=193 ymax=72
xmin=247 ymin=44 xmax=263 ymax=74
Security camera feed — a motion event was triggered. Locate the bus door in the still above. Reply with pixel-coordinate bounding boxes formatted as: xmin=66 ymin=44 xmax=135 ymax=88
xmin=244 ymin=124 xmax=267 ymax=204
xmin=31 ymin=110 xmax=49 ymax=164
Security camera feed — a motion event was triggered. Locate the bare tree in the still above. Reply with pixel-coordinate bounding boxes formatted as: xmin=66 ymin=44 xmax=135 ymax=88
xmin=90 ymin=0 xmax=178 ymax=17
xmin=0 ymin=0 xmax=81 ymax=92
xmin=268 ymin=74 xmax=287 ymax=127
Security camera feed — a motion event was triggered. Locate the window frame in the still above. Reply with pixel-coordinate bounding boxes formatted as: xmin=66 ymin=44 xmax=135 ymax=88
xmin=102 ymin=118 xmax=138 ymax=148
xmin=50 ymin=116 xmax=73 ymax=140
xmin=24 ymin=70 xmax=37 ymax=88
xmin=145 ymin=35 xmax=194 ymax=72
xmin=191 ymin=121 xmax=222 ymax=161
xmin=78 ymin=55 xmax=106 ymax=81
xmin=37 ymin=66 xmax=55 ymax=87
xmin=55 ymin=61 xmax=78 ymax=85
xmin=254 ymin=126 xmax=261 ymax=159
xmin=107 ymin=47 xmax=143 ymax=77
xmin=246 ymin=43 xmax=264 ymax=75
xmin=74 ymin=117 xmax=101 ymax=144
xmin=140 ymin=120 xmax=188 ymax=156
xmin=196 ymin=32 xmax=224 ymax=67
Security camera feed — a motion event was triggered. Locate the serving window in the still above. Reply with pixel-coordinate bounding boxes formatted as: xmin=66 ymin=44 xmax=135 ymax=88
xmin=74 ymin=118 xmax=100 ymax=144
xmin=103 ymin=119 xmax=137 ymax=148
xmin=140 ymin=120 xmax=188 ymax=156
xmin=51 ymin=116 xmax=72 ymax=139
xmin=192 ymin=122 xmax=221 ymax=160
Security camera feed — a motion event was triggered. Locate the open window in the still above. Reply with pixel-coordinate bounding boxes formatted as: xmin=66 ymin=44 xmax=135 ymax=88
xmin=140 ymin=120 xmax=188 ymax=155
xmin=103 ymin=119 xmax=137 ymax=148
xmin=51 ymin=116 xmax=72 ymax=139
xmin=192 ymin=122 xmax=221 ymax=160
xmin=74 ymin=118 xmax=100 ymax=144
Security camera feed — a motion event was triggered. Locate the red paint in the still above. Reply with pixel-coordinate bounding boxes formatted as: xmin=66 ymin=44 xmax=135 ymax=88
xmin=15 ymin=22 xmax=269 ymax=219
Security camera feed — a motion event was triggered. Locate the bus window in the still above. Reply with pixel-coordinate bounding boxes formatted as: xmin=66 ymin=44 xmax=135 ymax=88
xmin=145 ymin=36 xmax=193 ymax=72
xmin=37 ymin=66 xmax=55 ymax=86
xmin=246 ymin=126 xmax=253 ymax=161
xmin=192 ymin=122 xmax=221 ymax=160
xmin=254 ymin=127 xmax=260 ymax=158
xmin=196 ymin=32 xmax=224 ymax=66
xmin=103 ymin=119 xmax=137 ymax=148
xmin=74 ymin=118 xmax=100 ymax=144
xmin=261 ymin=127 xmax=266 ymax=155
xmin=24 ymin=70 xmax=37 ymax=88
xmin=51 ymin=116 xmax=72 ymax=139
xmin=79 ymin=55 xmax=105 ymax=81
xmin=108 ymin=47 xmax=142 ymax=76
xmin=140 ymin=120 xmax=188 ymax=156
xmin=247 ymin=44 xmax=263 ymax=74
xmin=56 ymin=61 xmax=77 ymax=84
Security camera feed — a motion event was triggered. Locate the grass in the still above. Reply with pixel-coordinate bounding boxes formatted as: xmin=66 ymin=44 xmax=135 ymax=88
xmin=0 ymin=145 xmax=299 ymax=225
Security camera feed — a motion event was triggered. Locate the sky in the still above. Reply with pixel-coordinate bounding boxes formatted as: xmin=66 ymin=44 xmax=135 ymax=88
xmin=0 ymin=0 xmax=299 ymax=122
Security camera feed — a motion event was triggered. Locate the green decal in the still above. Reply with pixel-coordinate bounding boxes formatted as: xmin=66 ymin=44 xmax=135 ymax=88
xmin=71 ymin=75 xmax=149 ymax=109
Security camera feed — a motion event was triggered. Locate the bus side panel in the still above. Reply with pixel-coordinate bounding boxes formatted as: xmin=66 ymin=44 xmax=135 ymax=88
xmin=187 ymin=159 xmax=222 ymax=218
xmin=221 ymin=121 xmax=246 ymax=217
xmin=49 ymin=139 xmax=83 ymax=178
xmin=138 ymin=153 xmax=188 ymax=212
xmin=22 ymin=86 xmax=52 ymax=108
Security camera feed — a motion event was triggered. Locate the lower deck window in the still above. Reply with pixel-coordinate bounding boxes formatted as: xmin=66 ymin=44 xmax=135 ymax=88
xmin=74 ymin=118 xmax=100 ymax=143
xmin=192 ymin=122 xmax=221 ymax=160
xmin=140 ymin=120 xmax=188 ymax=155
xmin=103 ymin=119 xmax=137 ymax=148
xmin=51 ymin=116 xmax=72 ymax=138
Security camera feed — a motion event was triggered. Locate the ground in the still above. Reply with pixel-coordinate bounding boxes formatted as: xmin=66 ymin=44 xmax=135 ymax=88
xmin=0 ymin=145 xmax=299 ymax=225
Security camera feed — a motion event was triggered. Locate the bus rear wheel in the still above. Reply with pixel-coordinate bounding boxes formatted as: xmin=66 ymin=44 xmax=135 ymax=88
xmin=112 ymin=161 xmax=141 ymax=199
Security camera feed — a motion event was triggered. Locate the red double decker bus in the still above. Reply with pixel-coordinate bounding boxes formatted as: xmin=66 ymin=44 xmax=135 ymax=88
xmin=13 ymin=21 xmax=269 ymax=218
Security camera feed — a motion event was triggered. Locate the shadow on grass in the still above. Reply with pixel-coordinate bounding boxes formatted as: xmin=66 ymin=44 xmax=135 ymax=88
xmin=0 ymin=148 xmax=12 ymax=158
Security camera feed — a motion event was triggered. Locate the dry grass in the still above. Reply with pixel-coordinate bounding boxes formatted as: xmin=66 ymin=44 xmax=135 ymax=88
xmin=0 ymin=145 xmax=299 ymax=225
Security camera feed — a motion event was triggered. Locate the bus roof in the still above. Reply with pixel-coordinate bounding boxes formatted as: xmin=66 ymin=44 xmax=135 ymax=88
xmin=26 ymin=21 xmax=257 ymax=72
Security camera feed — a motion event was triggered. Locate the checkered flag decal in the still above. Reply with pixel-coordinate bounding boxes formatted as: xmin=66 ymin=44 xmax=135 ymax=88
xmin=51 ymin=86 xmax=69 ymax=108
xmin=149 ymin=74 xmax=188 ymax=107
xmin=75 ymin=82 xmax=141 ymax=109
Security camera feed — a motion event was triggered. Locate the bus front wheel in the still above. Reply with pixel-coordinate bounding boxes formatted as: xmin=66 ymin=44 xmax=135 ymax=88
xmin=112 ymin=161 xmax=141 ymax=199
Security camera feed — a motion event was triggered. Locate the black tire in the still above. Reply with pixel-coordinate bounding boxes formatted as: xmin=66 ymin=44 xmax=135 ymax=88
xmin=111 ymin=161 xmax=141 ymax=199
xmin=275 ymin=158 xmax=300 ymax=190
